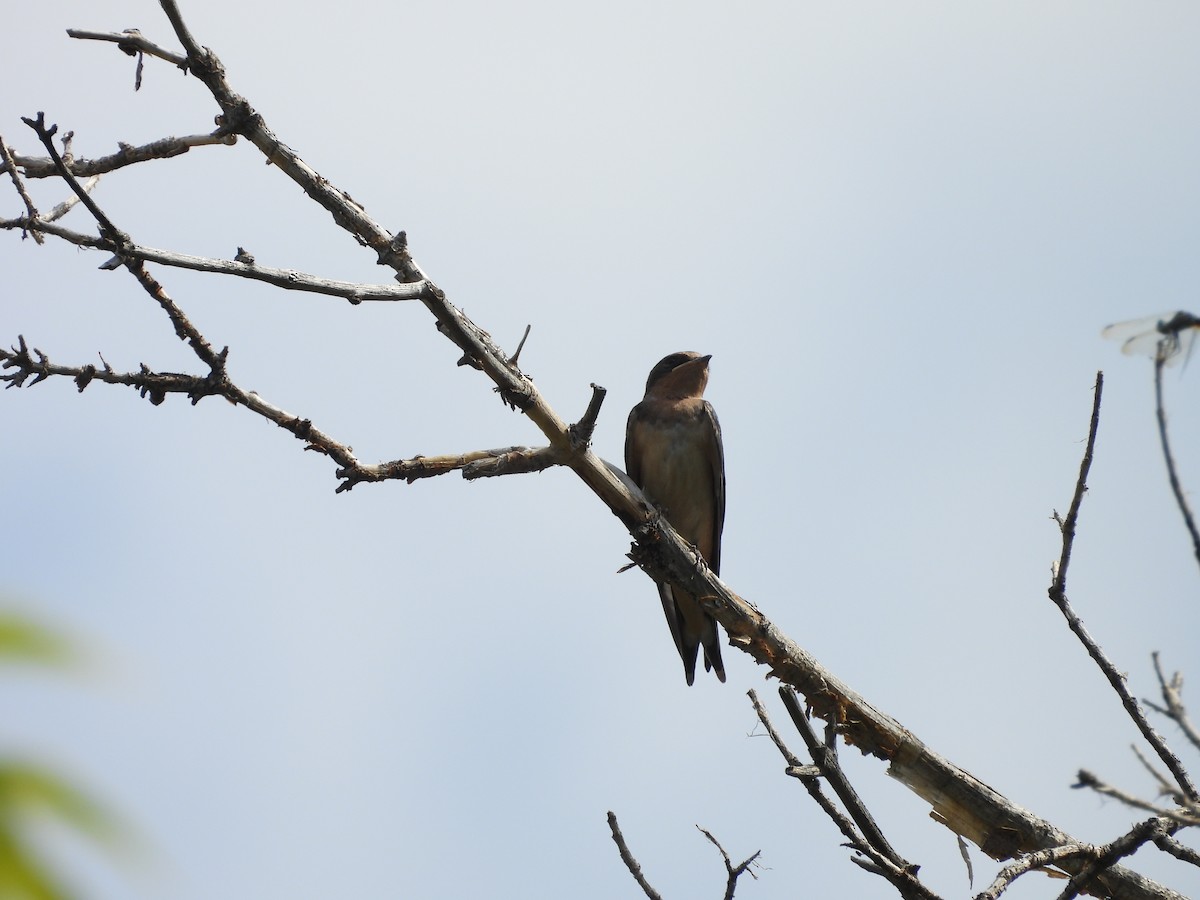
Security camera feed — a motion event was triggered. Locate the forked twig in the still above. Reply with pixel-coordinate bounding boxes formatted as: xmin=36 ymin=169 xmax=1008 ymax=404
xmin=1048 ymin=373 xmax=1198 ymax=804
xmin=695 ymin=826 xmax=761 ymax=900
xmin=1145 ymin=652 xmax=1200 ymax=753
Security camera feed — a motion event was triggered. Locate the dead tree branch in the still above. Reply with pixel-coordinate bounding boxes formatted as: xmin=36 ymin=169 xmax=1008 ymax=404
xmin=0 ymin=134 xmax=43 ymax=243
xmin=1 ymin=130 xmax=234 ymax=179
xmin=1052 ymin=818 xmax=1178 ymax=900
xmin=1145 ymin=653 xmax=1200 ymax=754
xmin=695 ymin=826 xmax=761 ymax=900
xmin=66 ymin=27 xmax=188 ymax=69
xmin=606 ymin=812 xmax=663 ymax=900
xmin=748 ymin=690 xmax=942 ymax=900
xmin=1074 ymin=771 xmax=1199 ymax=826
xmin=1048 ymin=373 xmax=1198 ymax=805
xmin=1153 ymin=350 xmax=1200 ymax=572
xmin=0 ymin=217 xmax=424 ymax=303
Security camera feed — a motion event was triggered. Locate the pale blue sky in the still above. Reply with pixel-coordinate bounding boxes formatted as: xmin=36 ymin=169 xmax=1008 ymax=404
xmin=3 ymin=2 xmax=1199 ymax=898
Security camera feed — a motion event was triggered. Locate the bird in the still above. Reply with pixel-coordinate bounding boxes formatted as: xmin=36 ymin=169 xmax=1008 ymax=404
xmin=625 ymin=351 xmax=727 ymax=685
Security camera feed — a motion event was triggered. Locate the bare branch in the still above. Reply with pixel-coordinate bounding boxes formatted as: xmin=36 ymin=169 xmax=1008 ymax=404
xmin=606 ymin=812 xmax=663 ymax=900
xmin=779 ymin=686 xmax=910 ymax=871
xmin=975 ymin=843 xmax=1101 ymax=900
xmin=1074 ymin=771 xmax=1200 ymax=826
xmin=977 ymin=814 xmax=1192 ymax=900
xmin=21 ymin=113 xmax=126 ymax=246
xmin=567 ymin=383 xmax=606 ymax=450
xmin=109 ymin=245 xmax=428 ymax=302
xmin=1048 ymin=371 xmax=1103 ymax=598
xmin=748 ymin=691 xmax=943 ymax=900
xmin=1131 ymin=743 xmax=1184 ymax=805
xmin=1154 ymin=348 xmax=1200 ymax=571
xmin=3 ymin=130 xmax=567 ymax=495
xmin=66 ymin=27 xmax=187 ymax=69
xmin=1154 ymin=834 xmax=1200 ymax=868
xmin=6 ymin=122 xmax=380 ymax=479
xmin=1047 ymin=373 xmax=1199 ymax=804
xmin=1145 ymin=653 xmax=1200 ymax=753
xmin=746 ymin=689 xmax=805 ymax=768
xmin=2 ymin=131 xmax=234 ymax=179
xmin=695 ymin=826 xmax=760 ymax=900
xmin=0 ymin=134 xmax=43 ymax=243
xmin=462 ymin=446 xmax=562 ymax=480
xmin=2 ymin=334 xmax=203 ymax=401
xmin=1052 ymin=818 xmax=1175 ymax=900
xmin=336 ymin=446 xmax=555 ymax=491
xmin=42 ymin=175 xmax=101 ymax=222
xmin=0 ymin=334 xmax=368 ymax=476
xmin=0 ymin=217 xmax=426 ymax=303
xmin=0 ymin=217 xmax=103 ymax=248
xmin=508 ymin=323 xmax=531 ymax=367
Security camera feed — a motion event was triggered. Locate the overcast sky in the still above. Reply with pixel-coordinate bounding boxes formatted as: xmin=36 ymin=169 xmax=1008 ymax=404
xmin=3 ymin=2 xmax=1200 ymax=898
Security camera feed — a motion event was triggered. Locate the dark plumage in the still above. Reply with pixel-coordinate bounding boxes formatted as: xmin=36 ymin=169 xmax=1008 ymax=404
xmin=625 ymin=352 xmax=726 ymax=685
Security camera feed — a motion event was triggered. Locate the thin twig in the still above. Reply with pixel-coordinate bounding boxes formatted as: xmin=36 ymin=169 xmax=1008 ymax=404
xmin=1074 ymin=770 xmax=1200 ymax=825
xmin=509 ymin=323 xmax=531 ymax=367
xmin=0 ymin=134 xmax=43 ymax=243
xmin=1153 ymin=350 xmax=1200 ymax=571
xmin=778 ymin=687 xmax=909 ymax=870
xmin=1145 ymin=653 xmax=1200 ymax=753
xmin=695 ymin=826 xmax=761 ymax=900
xmin=606 ymin=812 xmax=663 ymax=900
xmin=1131 ymin=742 xmax=1183 ymax=804
xmin=41 ymin=175 xmax=101 ymax=222
xmin=0 ymin=217 xmax=426 ymax=302
xmin=1049 ymin=372 xmax=1104 ymax=595
xmin=0 ymin=335 xmax=569 ymax=493
xmin=747 ymin=691 xmax=942 ymax=900
xmin=1048 ymin=373 xmax=1199 ymax=803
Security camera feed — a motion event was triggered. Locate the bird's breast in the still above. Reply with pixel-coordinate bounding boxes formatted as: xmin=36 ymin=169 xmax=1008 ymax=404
xmin=629 ymin=406 xmax=717 ymax=559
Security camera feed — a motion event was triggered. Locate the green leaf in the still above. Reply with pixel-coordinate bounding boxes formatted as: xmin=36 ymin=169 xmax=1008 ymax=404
xmin=0 ymin=616 xmax=74 ymax=668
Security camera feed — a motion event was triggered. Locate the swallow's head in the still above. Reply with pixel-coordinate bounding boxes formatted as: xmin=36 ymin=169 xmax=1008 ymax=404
xmin=644 ymin=351 xmax=712 ymax=399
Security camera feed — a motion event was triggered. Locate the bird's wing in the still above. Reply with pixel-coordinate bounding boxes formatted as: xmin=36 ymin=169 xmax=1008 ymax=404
xmin=624 ymin=405 xmax=644 ymax=487
xmin=704 ymin=401 xmax=726 ymax=575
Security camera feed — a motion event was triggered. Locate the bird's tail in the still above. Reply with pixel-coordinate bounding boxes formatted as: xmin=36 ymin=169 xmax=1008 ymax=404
xmin=700 ymin=627 xmax=726 ymax=683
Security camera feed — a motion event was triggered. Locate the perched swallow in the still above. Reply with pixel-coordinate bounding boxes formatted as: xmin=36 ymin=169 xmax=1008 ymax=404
xmin=625 ymin=351 xmax=727 ymax=685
